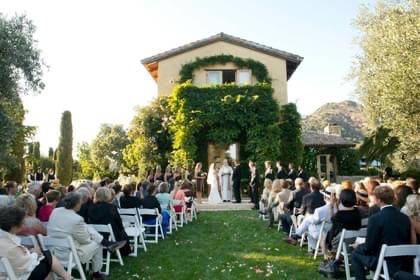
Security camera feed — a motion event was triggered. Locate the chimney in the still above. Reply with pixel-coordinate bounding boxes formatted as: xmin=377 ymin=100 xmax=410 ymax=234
xmin=324 ymin=123 xmax=341 ymax=136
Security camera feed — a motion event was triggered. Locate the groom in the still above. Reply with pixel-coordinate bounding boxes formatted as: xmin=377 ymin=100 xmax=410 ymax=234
xmin=232 ymin=160 xmax=242 ymax=203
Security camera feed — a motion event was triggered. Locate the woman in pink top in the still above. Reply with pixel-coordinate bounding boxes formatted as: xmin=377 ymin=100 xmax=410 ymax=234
xmin=170 ymin=181 xmax=185 ymax=212
xmin=38 ymin=190 xmax=61 ymax=222
xmin=15 ymin=194 xmax=47 ymax=236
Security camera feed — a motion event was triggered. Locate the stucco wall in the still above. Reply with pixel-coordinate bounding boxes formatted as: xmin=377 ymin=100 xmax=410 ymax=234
xmin=156 ymin=41 xmax=288 ymax=105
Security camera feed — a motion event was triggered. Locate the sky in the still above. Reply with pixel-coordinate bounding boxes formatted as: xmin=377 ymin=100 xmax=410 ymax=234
xmin=2 ymin=0 xmax=373 ymax=155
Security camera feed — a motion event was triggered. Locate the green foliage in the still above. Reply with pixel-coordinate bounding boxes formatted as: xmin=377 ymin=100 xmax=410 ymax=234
xmin=48 ymin=147 xmax=54 ymax=159
xmin=77 ymin=142 xmax=95 ymax=179
xmin=90 ymin=124 xmax=130 ymax=179
xmin=0 ymin=14 xmax=43 ymax=181
xmin=178 ymin=54 xmax=271 ymax=83
xmin=123 ymin=98 xmax=172 ymax=177
xmin=278 ymin=103 xmax=303 ymax=167
xmin=56 ymin=111 xmax=73 ymax=185
xmin=358 ymin=126 xmax=400 ymax=166
xmin=168 ymin=82 xmax=282 ymax=168
xmin=352 ymin=0 xmax=420 ymax=169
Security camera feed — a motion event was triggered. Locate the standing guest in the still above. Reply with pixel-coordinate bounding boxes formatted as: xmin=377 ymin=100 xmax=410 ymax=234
xmin=287 ymin=163 xmax=297 ymax=182
xmin=120 ymin=183 xmax=143 ymax=209
xmin=355 ymin=181 xmax=370 ymax=218
xmin=325 ymin=189 xmax=361 ymax=251
xmin=232 ymin=160 xmax=242 ymax=203
xmin=248 ymin=161 xmax=255 ymax=203
xmin=351 ymin=186 xmax=411 ymax=280
xmin=15 ymin=194 xmax=47 ymax=236
xmin=194 ymin=162 xmax=206 ymax=204
xmin=48 ymin=192 xmax=126 ymax=280
xmin=164 ymin=165 xmax=173 ymax=183
xmin=260 ymin=179 xmax=273 ymax=215
xmin=38 ymin=190 xmax=61 ymax=222
xmin=156 ymin=182 xmax=171 ymax=210
xmin=264 ymin=161 xmax=275 ymax=181
xmin=76 ymin=187 xmax=93 ymax=223
xmin=395 ymin=184 xmax=414 ymax=209
xmin=0 ymin=181 xmax=17 ymax=207
xmin=0 ymin=206 xmax=71 ymax=280
xmin=249 ymin=162 xmax=260 ymax=210
xmin=154 ymin=165 xmax=164 ymax=182
xmin=276 ymin=161 xmax=288 ymax=180
xmin=297 ymin=166 xmax=308 ymax=182
xmin=88 ymin=187 xmax=131 ymax=256
xmin=46 ymin=168 xmax=56 ymax=182
xmin=219 ymin=159 xmax=233 ymax=202
xmin=34 ymin=168 xmax=44 ymax=182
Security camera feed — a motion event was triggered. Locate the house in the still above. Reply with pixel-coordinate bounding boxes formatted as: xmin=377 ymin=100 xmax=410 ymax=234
xmin=141 ymin=32 xmax=303 ymax=106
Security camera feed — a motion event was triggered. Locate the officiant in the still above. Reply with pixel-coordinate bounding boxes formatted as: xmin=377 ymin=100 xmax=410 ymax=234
xmin=219 ymin=159 xmax=233 ymax=202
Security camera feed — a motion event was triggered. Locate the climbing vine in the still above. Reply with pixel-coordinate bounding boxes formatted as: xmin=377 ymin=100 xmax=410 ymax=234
xmin=178 ymin=54 xmax=271 ymax=83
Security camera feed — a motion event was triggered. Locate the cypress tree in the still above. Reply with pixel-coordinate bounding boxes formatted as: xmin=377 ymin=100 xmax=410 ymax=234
xmin=48 ymin=147 xmax=54 ymax=159
xmin=33 ymin=142 xmax=40 ymax=170
xmin=56 ymin=111 xmax=73 ymax=185
xmin=278 ymin=103 xmax=303 ymax=167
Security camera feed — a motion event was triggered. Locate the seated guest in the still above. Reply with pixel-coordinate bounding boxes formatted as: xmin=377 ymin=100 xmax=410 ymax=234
xmin=120 ymin=183 xmax=143 ymax=208
xmin=135 ymin=180 xmax=150 ymax=199
xmin=111 ymin=182 xmax=123 ymax=207
xmin=0 ymin=206 xmax=71 ymax=280
xmin=325 ymin=189 xmax=361 ymax=251
xmin=142 ymin=184 xmax=169 ymax=234
xmin=341 ymin=180 xmax=353 ymax=190
xmin=27 ymin=182 xmax=44 ymax=217
xmin=259 ymin=179 xmax=273 ymax=214
xmin=274 ymin=180 xmax=292 ymax=217
xmin=355 ymin=182 xmax=370 ymax=218
xmin=351 ymin=186 xmax=411 ymax=280
xmin=0 ymin=181 xmax=17 ymax=207
xmin=395 ymin=184 xmax=414 ymax=209
xmin=48 ymin=192 xmax=126 ymax=280
xmin=181 ymin=180 xmax=194 ymax=207
xmin=170 ymin=181 xmax=186 ymax=213
xmin=401 ymin=194 xmax=420 ymax=244
xmin=156 ymin=182 xmax=171 ymax=210
xmin=366 ymin=179 xmax=381 ymax=216
xmin=38 ymin=190 xmax=61 ymax=222
xmin=88 ymin=187 xmax=131 ymax=256
xmin=15 ymin=194 xmax=46 ymax=236
xmin=300 ymin=177 xmax=325 ymax=216
xmin=76 ymin=186 xmax=93 ymax=223
xmin=266 ymin=179 xmax=282 ymax=228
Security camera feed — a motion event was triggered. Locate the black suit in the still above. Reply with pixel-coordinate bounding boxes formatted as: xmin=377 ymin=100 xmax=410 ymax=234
xmin=232 ymin=165 xmax=242 ymax=203
xmin=276 ymin=169 xmax=288 ymax=179
xmin=351 ymin=206 xmax=411 ymax=280
xmin=300 ymin=190 xmax=325 ymax=215
xmin=250 ymin=170 xmax=260 ymax=209
xmin=297 ymin=170 xmax=307 ymax=182
xmin=288 ymin=169 xmax=297 ymax=181
xmin=120 ymin=195 xmax=142 ymax=209
xmin=288 ymin=187 xmax=310 ymax=210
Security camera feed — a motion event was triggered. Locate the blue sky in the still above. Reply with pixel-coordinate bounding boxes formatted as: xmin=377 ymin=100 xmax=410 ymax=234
xmin=3 ymin=0 xmax=373 ymax=154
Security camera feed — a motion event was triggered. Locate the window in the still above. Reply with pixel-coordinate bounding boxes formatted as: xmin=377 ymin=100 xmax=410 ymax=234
xmin=237 ymin=69 xmax=252 ymax=85
xmin=207 ymin=71 xmax=222 ymax=85
xmin=222 ymin=70 xmax=236 ymax=83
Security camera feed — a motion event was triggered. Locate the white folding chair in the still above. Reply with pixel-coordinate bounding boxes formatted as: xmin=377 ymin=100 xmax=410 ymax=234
xmin=373 ymin=244 xmax=420 ymax=280
xmin=288 ymin=208 xmax=301 ymax=237
xmin=17 ymin=235 xmax=38 ymax=249
xmin=89 ymin=224 xmax=124 ymax=275
xmin=171 ymin=200 xmax=187 ymax=227
xmin=137 ymin=208 xmax=165 ymax=243
xmin=335 ymin=228 xmax=368 ymax=280
xmin=118 ymin=208 xmax=147 ymax=253
xmin=167 ymin=207 xmax=178 ymax=235
xmin=186 ymin=201 xmax=198 ymax=222
xmin=38 ymin=235 xmax=87 ymax=280
xmin=361 ymin=218 xmax=368 ymax=227
xmin=312 ymin=221 xmax=328 ymax=260
xmin=0 ymin=257 xmax=17 ymax=280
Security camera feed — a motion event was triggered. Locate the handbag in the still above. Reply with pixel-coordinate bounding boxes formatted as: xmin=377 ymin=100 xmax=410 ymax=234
xmin=318 ymin=259 xmax=341 ymax=279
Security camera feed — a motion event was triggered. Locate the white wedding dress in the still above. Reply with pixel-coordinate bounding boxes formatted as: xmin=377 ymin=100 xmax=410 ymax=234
xmin=207 ymin=164 xmax=222 ymax=204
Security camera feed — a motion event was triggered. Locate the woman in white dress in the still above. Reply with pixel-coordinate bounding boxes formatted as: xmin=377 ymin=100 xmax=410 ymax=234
xmin=207 ymin=163 xmax=222 ymax=204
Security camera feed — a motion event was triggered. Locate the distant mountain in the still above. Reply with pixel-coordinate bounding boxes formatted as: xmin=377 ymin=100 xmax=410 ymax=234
xmin=302 ymin=100 xmax=369 ymax=142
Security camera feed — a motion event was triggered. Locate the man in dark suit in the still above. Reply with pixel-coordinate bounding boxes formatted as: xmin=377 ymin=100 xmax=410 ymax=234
xmin=300 ymin=177 xmax=325 ymax=216
xmin=296 ymin=166 xmax=308 ymax=182
xmin=249 ymin=162 xmax=260 ymax=209
xmin=232 ymin=161 xmax=242 ymax=203
xmin=276 ymin=161 xmax=288 ymax=179
xmin=351 ymin=186 xmax=411 ymax=280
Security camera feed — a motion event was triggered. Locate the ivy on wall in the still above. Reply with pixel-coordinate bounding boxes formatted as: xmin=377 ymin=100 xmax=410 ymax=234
xmin=178 ymin=54 xmax=272 ymax=83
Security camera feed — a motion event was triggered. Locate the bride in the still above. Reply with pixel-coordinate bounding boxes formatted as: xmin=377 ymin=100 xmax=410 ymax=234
xmin=207 ymin=163 xmax=222 ymax=204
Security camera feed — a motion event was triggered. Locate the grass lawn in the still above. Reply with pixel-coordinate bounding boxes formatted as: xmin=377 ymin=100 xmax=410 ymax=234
xmin=109 ymin=211 xmax=327 ymax=280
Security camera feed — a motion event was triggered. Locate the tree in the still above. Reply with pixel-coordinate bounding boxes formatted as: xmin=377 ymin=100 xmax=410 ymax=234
xmin=352 ymin=0 xmax=420 ymax=169
xmin=77 ymin=142 xmax=95 ymax=179
xmin=48 ymin=147 xmax=54 ymax=159
xmin=90 ymin=124 xmax=130 ymax=178
xmin=56 ymin=111 xmax=73 ymax=185
xmin=0 ymin=14 xmax=44 ymax=180
xmin=278 ymin=103 xmax=304 ymax=167
xmin=33 ymin=142 xmax=41 ymax=170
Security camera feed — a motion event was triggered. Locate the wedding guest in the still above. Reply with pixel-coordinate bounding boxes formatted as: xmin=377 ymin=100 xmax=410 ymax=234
xmin=249 ymin=162 xmax=260 ymax=210
xmin=287 ymin=163 xmax=297 ymax=182
xmin=120 ymin=183 xmax=143 ymax=209
xmin=351 ymin=186 xmax=411 ymax=280
xmin=156 ymin=182 xmax=171 ymax=210
xmin=88 ymin=187 xmax=131 ymax=256
xmin=270 ymin=180 xmax=292 ymax=227
xmin=395 ymin=184 xmax=414 ymax=209
xmin=142 ymin=184 xmax=169 ymax=234
xmin=15 ymin=194 xmax=47 ymax=236
xmin=355 ymin=182 xmax=370 ymax=218
xmin=325 ymin=189 xmax=361 ymax=251
xmin=27 ymin=181 xmax=44 ymax=217
xmin=38 ymin=190 xmax=61 ymax=222
xmin=47 ymin=168 xmax=56 ymax=182
xmin=260 ymin=179 xmax=273 ymax=214
xmin=297 ymin=166 xmax=308 ymax=182
xmin=406 ymin=178 xmax=419 ymax=194
xmin=0 ymin=181 xmax=17 ymax=207
xmin=135 ymin=180 xmax=148 ymax=199
xmin=266 ymin=179 xmax=282 ymax=228
xmin=194 ymin=162 xmax=206 ymax=204
xmin=232 ymin=160 xmax=242 ymax=203
xmin=76 ymin=187 xmax=93 ymax=223
xmin=171 ymin=181 xmax=186 ymax=212
xmin=154 ymin=165 xmax=164 ymax=182
xmin=0 ymin=206 xmax=71 ymax=280
xmin=300 ymin=177 xmax=325 ymax=216
xmin=341 ymin=180 xmax=353 ymax=190
xmin=111 ymin=182 xmax=123 ymax=207
xmin=276 ymin=161 xmax=288 ymax=180
xmin=264 ymin=161 xmax=275 ymax=180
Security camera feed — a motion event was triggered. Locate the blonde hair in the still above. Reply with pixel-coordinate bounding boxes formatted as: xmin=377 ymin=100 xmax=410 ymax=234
xmin=16 ymin=194 xmax=37 ymax=216
xmin=94 ymin=187 xmax=113 ymax=203
xmin=271 ymin=179 xmax=282 ymax=193
xmin=341 ymin=180 xmax=353 ymax=190
xmin=263 ymin=179 xmax=273 ymax=190
xmin=402 ymin=194 xmax=420 ymax=217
